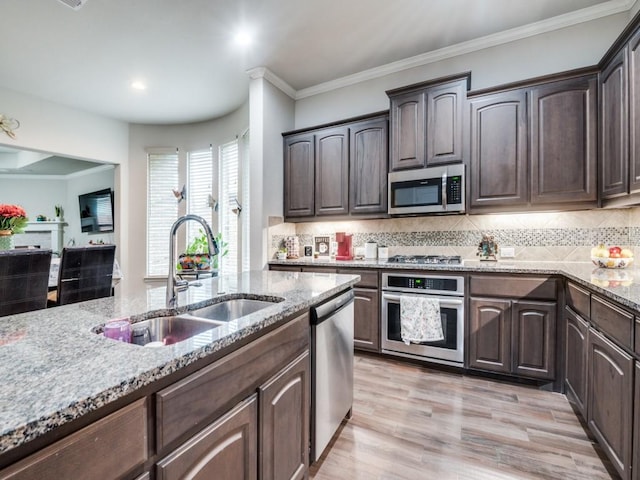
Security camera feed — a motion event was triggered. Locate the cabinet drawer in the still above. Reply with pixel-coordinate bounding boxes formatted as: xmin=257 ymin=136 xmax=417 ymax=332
xmin=301 ymin=267 xmax=337 ymax=274
xmin=0 ymin=398 xmax=148 ymax=480
xmin=590 ymin=295 xmax=634 ymax=350
xmin=156 ymin=313 xmax=309 ymax=452
xmin=566 ymin=282 xmax=590 ymax=319
xmin=337 ymin=269 xmax=378 ymax=289
xmin=469 ymin=275 xmax=557 ymax=300
xmin=269 ymin=265 xmax=302 ymax=272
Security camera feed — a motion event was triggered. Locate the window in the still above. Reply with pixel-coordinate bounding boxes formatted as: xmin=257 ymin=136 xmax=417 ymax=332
xmin=187 ymin=148 xmax=214 ymax=245
xmin=147 ymin=151 xmax=179 ymax=277
xmin=219 ymin=140 xmax=239 ymax=276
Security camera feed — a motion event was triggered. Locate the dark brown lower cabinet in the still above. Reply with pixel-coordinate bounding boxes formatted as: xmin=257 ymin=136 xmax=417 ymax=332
xmin=468 ymin=297 xmax=556 ymax=380
xmin=352 ymin=287 xmax=380 ymax=352
xmin=634 ymin=362 xmax=640 ymax=480
xmin=260 ymin=351 xmax=310 ymax=480
xmin=468 ymin=297 xmax=511 ymax=373
xmin=0 ymin=398 xmax=149 ymax=480
xmin=588 ymin=328 xmax=633 ymax=480
xmin=156 ymin=395 xmax=258 ymax=480
xmin=512 ymin=300 xmax=556 ymax=380
xmin=564 ymin=306 xmax=589 ymax=416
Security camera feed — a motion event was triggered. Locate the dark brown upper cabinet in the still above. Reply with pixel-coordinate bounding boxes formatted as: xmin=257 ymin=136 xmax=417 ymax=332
xmin=468 ymin=89 xmax=528 ymax=210
xmin=349 ymin=118 xmax=388 ymax=214
xmin=469 ymin=72 xmax=598 ymax=213
xmin=600 ymin=48 xmax=629 ymax=199
xmin=388 ymin=74 xmax=469 ymax=171
xmin=600 ymin=26 xmax=640 ymax=205
xmin=282 ymin=113 xmax=389 ymax=222
xmin=315 ymin=127 xmax=349 ymax=216
xmin=284 ymin=133 xmax=315 ymax=218
xmin=530 ymin=75 xmax=598 ymax=205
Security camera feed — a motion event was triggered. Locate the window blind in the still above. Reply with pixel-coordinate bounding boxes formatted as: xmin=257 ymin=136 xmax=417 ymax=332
xmin=219 ymin=140 xmax=239 ymax=276
xmin=187 ymin=148 xmax=214 ymax=246
xmin=147 ymin=152 xmax=179 ymax=277
xmin=241 ymin=131 xmax=250 ymax=272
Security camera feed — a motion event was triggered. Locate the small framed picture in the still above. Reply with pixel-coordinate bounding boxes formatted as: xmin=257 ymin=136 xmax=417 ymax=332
xmin=313 ymin=236 xmax=331 ymax=257
xmin=304 ymin=245 xmax=313 ymax=257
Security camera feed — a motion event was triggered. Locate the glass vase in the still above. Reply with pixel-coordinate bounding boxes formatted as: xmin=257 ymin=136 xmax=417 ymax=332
xmin=0 ymin=231 xmax=14 ymax=251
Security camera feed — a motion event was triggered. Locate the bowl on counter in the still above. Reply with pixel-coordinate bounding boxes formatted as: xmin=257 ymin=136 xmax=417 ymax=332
xmin=591 ymin=256 xmax=634 ymax=269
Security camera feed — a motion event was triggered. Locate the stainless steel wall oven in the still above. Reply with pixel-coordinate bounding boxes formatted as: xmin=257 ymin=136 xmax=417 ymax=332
xmin=381 ymin=272 xmax=464 ymax=366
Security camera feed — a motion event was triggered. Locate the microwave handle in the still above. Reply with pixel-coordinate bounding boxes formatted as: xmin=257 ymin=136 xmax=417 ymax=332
xmin=441 ymin=173 xmax=447 ymax=210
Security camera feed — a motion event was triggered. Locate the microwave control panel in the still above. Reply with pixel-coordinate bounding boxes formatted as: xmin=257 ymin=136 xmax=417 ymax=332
xmin=447 ymin=176 xmax=463 ymax=205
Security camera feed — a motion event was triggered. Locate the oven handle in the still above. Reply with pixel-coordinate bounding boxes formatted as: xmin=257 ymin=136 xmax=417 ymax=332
xmin=382 ymin=292 xmax=463 ymax=306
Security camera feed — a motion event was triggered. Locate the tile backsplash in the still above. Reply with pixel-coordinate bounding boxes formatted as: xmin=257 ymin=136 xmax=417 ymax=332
xmin=269 ymin=207 xmax=640 ymax=262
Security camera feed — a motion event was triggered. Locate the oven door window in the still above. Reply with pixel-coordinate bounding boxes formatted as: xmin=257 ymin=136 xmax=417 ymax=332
xmin=390 ymin=178 xmax=441 ymax=208
xmin=387 ymin=301 xmax=457 ymax=350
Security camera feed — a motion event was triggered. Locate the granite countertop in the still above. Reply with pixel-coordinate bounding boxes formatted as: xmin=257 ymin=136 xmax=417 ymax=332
xmin=0 ymin=270 xmax=359 ymax=455
xmin=269 ymin=257 xmax=640 ymax=313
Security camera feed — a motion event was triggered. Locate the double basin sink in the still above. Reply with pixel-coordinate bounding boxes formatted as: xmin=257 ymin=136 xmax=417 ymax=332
xmin=100 ymin=297 xmax=284 ymax=347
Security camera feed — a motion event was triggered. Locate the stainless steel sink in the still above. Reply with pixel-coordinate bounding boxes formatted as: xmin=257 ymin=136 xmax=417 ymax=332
xmin=129 ymin=315 xmax=225 ymax=346
xmin=100 ymin=297 xmax=284 ymax=347
xmin=186 ymin=298 xmax=280 ymax=322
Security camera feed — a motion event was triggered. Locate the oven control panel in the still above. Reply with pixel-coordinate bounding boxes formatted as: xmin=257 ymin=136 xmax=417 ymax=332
xmin=383 ymin=273 xmax=464 ymax=296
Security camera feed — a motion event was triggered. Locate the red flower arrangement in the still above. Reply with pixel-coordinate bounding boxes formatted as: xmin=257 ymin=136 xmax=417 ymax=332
xmin=0 ymin=204 xmax=28 ymax=234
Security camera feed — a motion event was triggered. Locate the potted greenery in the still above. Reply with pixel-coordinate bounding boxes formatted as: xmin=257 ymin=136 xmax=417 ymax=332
xmin=177 ymin=229 xmax=228 ymax=272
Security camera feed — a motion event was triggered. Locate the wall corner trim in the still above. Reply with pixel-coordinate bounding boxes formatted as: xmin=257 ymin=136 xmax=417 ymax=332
xmin=246 ymin=67 xmax=297 ymax=100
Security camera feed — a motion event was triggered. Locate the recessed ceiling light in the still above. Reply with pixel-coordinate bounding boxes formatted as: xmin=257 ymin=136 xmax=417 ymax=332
xmin=131 ymin=81 xmax=147 ymax=91
xmin=234 ymin=30 xmax=253 ymax=46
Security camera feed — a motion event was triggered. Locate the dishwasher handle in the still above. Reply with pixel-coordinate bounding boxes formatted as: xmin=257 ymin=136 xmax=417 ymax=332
xmin=311 ymin=289 xmax=355 ymax=325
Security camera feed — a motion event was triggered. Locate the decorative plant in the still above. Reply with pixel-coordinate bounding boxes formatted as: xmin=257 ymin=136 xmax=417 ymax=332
xmin=0 ymin=204 xmax=28 ymax=234
xmin=177 ymin=230 xmax=229 ymax=270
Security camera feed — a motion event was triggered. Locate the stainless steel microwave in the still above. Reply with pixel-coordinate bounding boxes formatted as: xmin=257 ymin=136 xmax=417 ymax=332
xmin=388 ymin=164 xmax=465 ymax=215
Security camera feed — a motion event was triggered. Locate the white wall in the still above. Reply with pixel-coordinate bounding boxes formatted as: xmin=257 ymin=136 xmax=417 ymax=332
xmin=127 ymin=102 xmax=249 ymax=290
xmin=0 ymin=87 xmax=128 ymax=163
xmin=294 ymin=13 xmax=630 ymax=129
xmin=248 ymin=77 xmax=295 ymax=270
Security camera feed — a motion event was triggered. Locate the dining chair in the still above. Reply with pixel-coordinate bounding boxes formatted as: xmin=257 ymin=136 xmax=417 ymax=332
xmin=48 ymin=245 xmax=116 ymax=306
xmin=0 ymin=249 xmax=52 ymax=316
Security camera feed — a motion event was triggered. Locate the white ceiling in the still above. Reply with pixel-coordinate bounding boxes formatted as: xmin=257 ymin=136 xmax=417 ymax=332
xmin=0 ymin=0 xmax=634 ymax=125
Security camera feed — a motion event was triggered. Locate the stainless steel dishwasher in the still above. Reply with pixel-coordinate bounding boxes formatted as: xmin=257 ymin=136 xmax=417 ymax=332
xmin=310 ymin=288 xmax=355 ymax=463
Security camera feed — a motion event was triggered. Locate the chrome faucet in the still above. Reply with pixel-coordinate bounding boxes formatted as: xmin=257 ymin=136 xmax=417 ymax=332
xmin=167 ymin=214 xmax=219 ymax=308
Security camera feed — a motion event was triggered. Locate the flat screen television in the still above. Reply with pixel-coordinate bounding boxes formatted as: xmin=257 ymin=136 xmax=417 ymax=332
xmin=78 ymin=188 xmax=114 ymax=233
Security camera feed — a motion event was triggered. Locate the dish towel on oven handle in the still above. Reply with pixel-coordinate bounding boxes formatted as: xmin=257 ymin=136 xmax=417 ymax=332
xmin=400 ymin=295 xmax=444 ymax=344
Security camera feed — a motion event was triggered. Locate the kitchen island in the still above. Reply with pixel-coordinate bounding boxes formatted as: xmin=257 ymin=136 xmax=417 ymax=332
xmin=0 ymin=270 xmax=359 ymax=479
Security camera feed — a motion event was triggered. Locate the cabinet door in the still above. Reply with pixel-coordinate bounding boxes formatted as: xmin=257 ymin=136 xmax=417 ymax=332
xmin=600 ymin=48 xmax=629 ymax=199
xmin=530 ymin=76 xmax=597 ymax=205
xmin=284 ymin=133 xmax=315 ymax=218
xmin=260 ymin=351 xmax=310 ymax=480
xmin=352 ymin=287 xmax=380 ymax=352
xmin=156 ymin=395 xmax=258 ymax=480
xmin=315 ymin=127 xmax=349 ymax=216
xmin=633 ymin=362 xmax=640 ymax=480
xmin=468 ymin=297 xmax=511 ymax=373
xmin=349 ymin=117 xmax=388 ymax=214
xmin=512 ymin=300 xmax=556 ymax=380
xmin=426 ymin=79 xmax=465 ymax=165
xmin=588 ymin=328 xmax=633 ymax=480
xmin=629 ymin=30 xmax=640 ymax=193
xmin=390 ymin=90 xmax=425 ymax=170
xmin=469 ymin=90 xmax=528 ymax=209
xmin=564 ymin=307 xmax=589 ymax=416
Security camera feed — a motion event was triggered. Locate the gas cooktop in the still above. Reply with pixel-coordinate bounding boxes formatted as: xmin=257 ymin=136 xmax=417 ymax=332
xmin=386 ymin=255 xmax=462 ymax=265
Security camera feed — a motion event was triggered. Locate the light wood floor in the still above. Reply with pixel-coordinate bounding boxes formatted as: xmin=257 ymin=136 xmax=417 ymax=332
xmin=310 ymin=354 xmax=617 ymax=480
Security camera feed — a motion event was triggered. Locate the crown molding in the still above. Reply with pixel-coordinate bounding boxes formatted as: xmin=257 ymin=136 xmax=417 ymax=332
xmin=296 ymin=0 xmax=635 ymax=100
xmin=0 ymin=163 xmax=115 ymax=180
xmin=246 ymin=67 xmax=297 ymax=99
